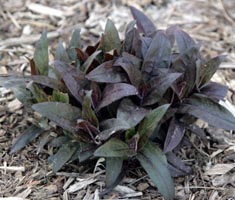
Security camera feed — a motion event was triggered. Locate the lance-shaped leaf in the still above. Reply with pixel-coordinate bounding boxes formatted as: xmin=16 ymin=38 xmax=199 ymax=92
xmin=32 ymin=102 xmax=81 ymax=133
xmin=198 ymin=55 xmax=226 ymax=86
xmin=86 ymin=60 xmax=127 ymax=83
xmin=143 ymin=72 xmax=182 ymax=106
xmin=123 ymin=20 xmax=136 ymax=53
xmin=137 ymin=141 xmax=174 ymax=200
xmin=67 ymin=29 xmax=81 ymax=61
xmin=11 ymin=125 xmax=45 ymax=153
xmin=130 ymin=6 xmax=156 ymax=35
xmin=49 ymin=141 xmax=78 ymax=172
xmin=81 ymin=50 xmax=101 ymax=73
xmin=200 ymin=81 xmax=228 ymax=101
xmin=142 ymin=31 xmax=171 ymax=73
xmin=174 ymin=29 xmax=196 ymax=54
xmin=82 ymin=91 xmax=99 ymax=127
xmin=94 ymin=138 xmax=135 ymax=157
xmin=138 ymin=104 xmax=170 ymax=149
xmin=114 ymin=57 xmax=141 ymax=87
xmin=98 ymin=83 xmax=139 ymax=111
xmin=163 ymin=119 xmax=185 ymax=153
xmin=97 ymin=118 xmax=131 ymax=141
xmin=117 ymin=99 xmax=149 ymax=127
xmin=55 ymin=42 xmax=70 ymax=63
xmin=34 ymin=31 xmax=49 ymax=75
xmin=54 ymin=60 xmax=88 ymax=103
xmin=104 ymin=19 xmax=121 ymax=53
xmin=179 ymin=94 xmax=235 ymax=130
xmin=105 ymin=157 xmax=124 ymax=189
xmin=27 ymin=82 xmax=49 ymax=102
xmin=31 ymin=75 xmax=67 ymax=92
xmin=166 ymin=152 xmax=192 ymax=177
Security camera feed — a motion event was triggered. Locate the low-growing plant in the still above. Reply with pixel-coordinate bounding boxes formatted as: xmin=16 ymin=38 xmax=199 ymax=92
xmin=2 ymin=7 xmax=235 ymax=199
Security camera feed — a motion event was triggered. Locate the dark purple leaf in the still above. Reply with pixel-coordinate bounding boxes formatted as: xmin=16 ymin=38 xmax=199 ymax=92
xmin=76 ymin=48 xmax=88 ymax=63
xmin=138 ymin=104 xmax=170 ymax=149
xmin=141 ymin=36 xmax=152 ymax=58
xmin=179 ymin=94 xmax=235 ymax=130
xmin=166 ymin=152 xmax=191 ymax=177
xmin=198 ymin=55 xmax=226 ymax=86
xmin=94 ymin=138 xmax=135 ymax=157
xmin=114 ymin=57 xmax=141 ymax=87
xmin=54 ymin=60 xmax=89 ymax=103
xmin=184 ymin=124 xmax=207 ymax=141
xmin=122 ymin=52 xmax=141 ymax=68
xmin=137 ymin=141 xmax=174 ymax=200
xmin=32 ymin=102 xmax=81 ymax=133
xmin=142 ymin=31 xmax=171 ymax=73
xmin=117 ymin=99 xmax=149 ymax=127
xmin=98 ymin=83 xmax=139 ymax=111
xmin=123 ymin=21 xmax=136 ymax=52
xmin=200 ymin=81 xmax=228 ymax=101
xmin=97 ymin=118 xmax=131 ymax=141
xmin=104 ymin=19 xmax=121 ymax=53
xmin=130 ymin=6 xmax=156 ymax=35
xmin=143 ymin=72 xmax=182 ymax=105
xmin=77 ymin=119 xmax=100 ymax=142
xmin=86 ymin=60 xmax=127 ymax=83
xmin=174 ymin=29 xmax=195 ymax=54
xmin=90 ymin=82 xmax=102 ymax=109
xmin=81 ymin=50 xmax=101 ymax=73
xmin=164 ymin=119 xmax=185 ymax=153
xmin=172 ymin=46 xmax=199 ymax=97
xmin=31 ymin=75 xmax=67 ymax=92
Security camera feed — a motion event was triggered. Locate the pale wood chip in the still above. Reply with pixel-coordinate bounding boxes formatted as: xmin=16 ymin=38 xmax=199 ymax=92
xmin=67 ymin=178 xmax=97 ymax=194
xmin=205 ymin=163 xmax=235 ymax=175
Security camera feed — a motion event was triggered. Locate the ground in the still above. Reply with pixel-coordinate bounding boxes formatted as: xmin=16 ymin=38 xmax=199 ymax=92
xmin=1 ymin=0 xmax=235 ymax=199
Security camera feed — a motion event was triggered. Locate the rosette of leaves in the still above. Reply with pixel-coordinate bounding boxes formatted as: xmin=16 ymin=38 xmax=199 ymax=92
xmin=2 ymin=7 xmax=235 ymax=200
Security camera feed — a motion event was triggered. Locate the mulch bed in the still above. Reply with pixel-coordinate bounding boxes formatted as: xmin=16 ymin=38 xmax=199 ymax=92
xmin=1 ymin=0 xmax=235 ymax=199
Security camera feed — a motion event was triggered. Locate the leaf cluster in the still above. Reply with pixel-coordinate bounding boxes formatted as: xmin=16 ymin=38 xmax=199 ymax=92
xmin=2 ymin=7 xmax=234 ymax=199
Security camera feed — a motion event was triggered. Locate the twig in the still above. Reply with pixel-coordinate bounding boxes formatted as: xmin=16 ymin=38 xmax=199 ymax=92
xmin=0 ymin=162 xmax=25 ymax=172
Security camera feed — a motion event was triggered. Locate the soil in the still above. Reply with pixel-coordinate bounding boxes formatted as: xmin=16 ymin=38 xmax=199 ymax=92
xmin=1 ymin=0 xmax=235 ymax=199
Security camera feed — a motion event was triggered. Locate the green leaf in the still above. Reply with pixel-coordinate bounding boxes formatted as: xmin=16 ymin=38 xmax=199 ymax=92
xmin=11 ymin=125 xmax=44 ymax=153
xmin=27 ymin=82 xmax=49 ymax=102
xmin=52 ymin=90 xmax=69 ymax=103
xmin=179 ymin=94 xmax=235 ymax=130
xmin=94 ymin=138 xmax=135 ymax=157
xmin=82 ymin=91 xmax=98 ymax=127
xmin=49 ymin=141 xmax=78 ymax=172
xmin=137 ymin=141 xmax=174 ymax=200
xmin=32 ymin=102 xmax=81 ymax=133
xmin=67 ymin=29 xmax=81 ymax=61
xmin=34 ymin=31 xmax=49 ymax=75
xmin=106 ymin=157 xmax=123 ymax=188
xmin=138 ymin=104 xmax=170 ymax=149
xmin=55 ymin=42 xmax=70 ymax=63
xmin=104 ymin=19 xmax=121 ymax=54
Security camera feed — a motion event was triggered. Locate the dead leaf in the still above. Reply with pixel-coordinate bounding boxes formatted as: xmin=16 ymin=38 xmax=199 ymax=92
xmin=205 ymin=163 xmax=235 ymax=175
